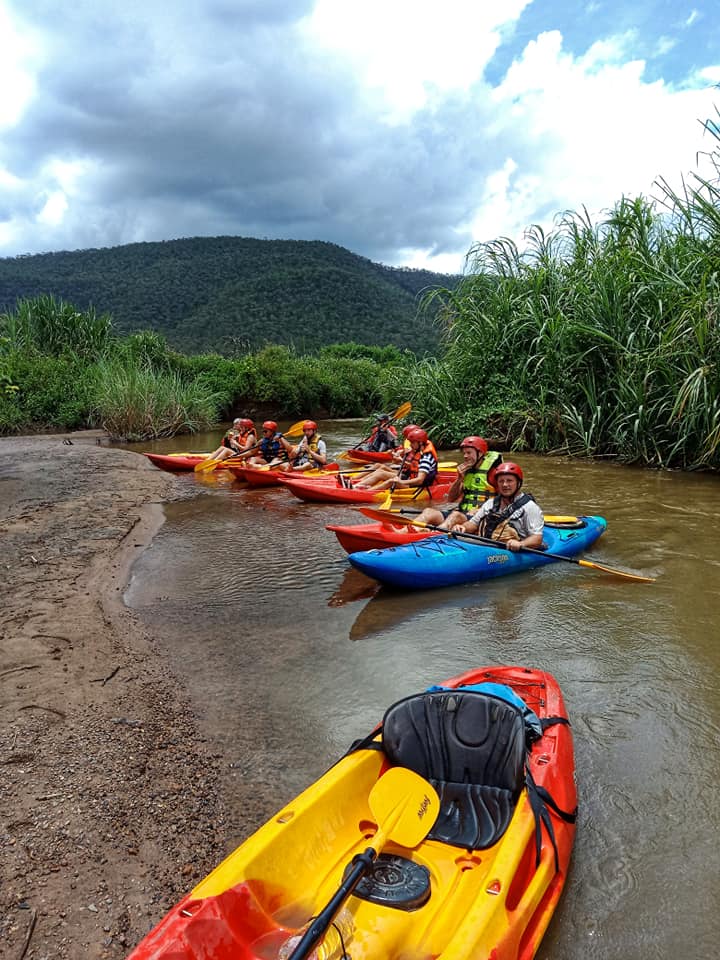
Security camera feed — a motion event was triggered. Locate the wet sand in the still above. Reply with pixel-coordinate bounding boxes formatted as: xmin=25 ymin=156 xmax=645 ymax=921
xmin=0 ymin=433 xmax=226 ymax=958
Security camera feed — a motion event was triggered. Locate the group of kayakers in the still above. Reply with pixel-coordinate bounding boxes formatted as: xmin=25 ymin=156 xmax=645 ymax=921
xmin=354 ymin=416 xmax=545 ymax=553
xmin=206 ymin=417 xmax=329 ymax=472
xmin=207 ymin=411 xmax=543 ymax=552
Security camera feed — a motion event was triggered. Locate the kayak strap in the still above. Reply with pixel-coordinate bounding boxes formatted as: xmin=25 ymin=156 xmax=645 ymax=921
xmin=526 ymin=716 xmax=578 ymax=872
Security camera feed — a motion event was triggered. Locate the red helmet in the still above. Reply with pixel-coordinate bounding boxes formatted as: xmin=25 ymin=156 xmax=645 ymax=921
xmin=239 ymin=418 xmax=254 ymax=429
xmin=407 ymin=427 xmax=428 ymax=444
xmin=402 ymin=423 xmax=419 ymax=438
xmin=493 ymin=462 xmax=523 ymax=486
xmin=262 ymin=420 xmax=278 ymax=432
xmin=460 ymin=436 xmax=488 ymax=455
xmin=302 ymin=420 xmax=318 ymax=432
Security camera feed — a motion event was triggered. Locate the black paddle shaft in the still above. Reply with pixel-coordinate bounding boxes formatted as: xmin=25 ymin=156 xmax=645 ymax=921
xmin=288 ymin=848 xmax=375 ymax=960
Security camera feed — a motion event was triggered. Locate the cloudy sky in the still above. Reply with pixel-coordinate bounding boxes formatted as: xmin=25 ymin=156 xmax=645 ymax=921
xmin=1 ymin=0 xmax=719 ymax=273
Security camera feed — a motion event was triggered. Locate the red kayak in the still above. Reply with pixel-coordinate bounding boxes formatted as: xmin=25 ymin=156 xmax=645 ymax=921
xmin=144 ymin=453 xmax=210 ymax=472
xmin=227 ymin=464 xmax=341 ymax=487
xmin=278 ymin=474 xmax=452 ymax=504
xmin=342 ymin=449 xmax=394 ymax=464
xmin=327 ymin=519 xmax=433 ymax=552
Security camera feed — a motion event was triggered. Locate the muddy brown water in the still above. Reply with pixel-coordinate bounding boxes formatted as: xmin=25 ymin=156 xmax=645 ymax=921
xmin=121 ymin=421 xmax=720 ymax=959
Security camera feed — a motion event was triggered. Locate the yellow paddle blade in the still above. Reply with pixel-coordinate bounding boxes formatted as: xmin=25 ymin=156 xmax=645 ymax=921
xmin=194 ymin=457 xmax=222 ymax=472
xmin=577 ymin=559 xmax=656 ymax=582
xmin=368 ymin=768 xmax=439 ymax=850
xmin=283 ymin=420 xmax=307 ymax=438
xmin=391 ymin=401 xmax=412 ymax=422
xmin=378 ymin=492 xmax=393 ymax=510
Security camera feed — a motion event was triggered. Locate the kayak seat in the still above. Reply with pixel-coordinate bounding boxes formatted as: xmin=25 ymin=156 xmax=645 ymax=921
xmin=382 ymin=690 xmax=527 ymax=850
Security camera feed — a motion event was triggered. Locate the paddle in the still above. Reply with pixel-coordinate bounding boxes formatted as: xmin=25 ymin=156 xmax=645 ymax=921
xmin=360 ymin=506 xmax=584 ymax=524
xmin=195 ymin=421 xmax=306 ymax=472
xmin=339 ymin=401 xmax=412 ymax=459
xmin=356 ymin=508 xmax=656 ymax=583
xmin=288 ymin=767 xmax=439 ymax=960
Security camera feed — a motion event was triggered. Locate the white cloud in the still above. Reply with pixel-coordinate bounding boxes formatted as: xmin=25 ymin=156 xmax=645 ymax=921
xmin=0 ymin=3 xmax=41 ymax=127
xmin=0 ymin=1 xmax=719 ymax=273
xmin=464 ymin=29 xmax=720 ymax=253
xmin=304 ymin=0 xmax=532 ymax=120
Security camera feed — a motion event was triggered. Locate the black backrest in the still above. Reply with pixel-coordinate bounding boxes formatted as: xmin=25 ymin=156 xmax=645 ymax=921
xmin=382 ymin=689 xmax=528 ymax=849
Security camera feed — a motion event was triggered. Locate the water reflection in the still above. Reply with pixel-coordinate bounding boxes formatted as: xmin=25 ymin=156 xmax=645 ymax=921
xmin=122 ymin=423 xmax=720 ymax=960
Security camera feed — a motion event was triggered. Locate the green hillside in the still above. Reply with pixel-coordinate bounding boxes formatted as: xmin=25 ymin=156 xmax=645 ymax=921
xmin=0 ymin=237 xmax=458 ymax=354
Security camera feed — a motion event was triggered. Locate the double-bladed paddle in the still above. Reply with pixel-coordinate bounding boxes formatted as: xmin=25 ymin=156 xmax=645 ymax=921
xmin=195 ymin=420 xmax=307 ymax=472
xmin=339 ymin=401 xmax=412 ymax=459
xmin=355 ymin=508 xmax=656 ymax=583
xmin=288 ymin=767 xmax=439 ymax=960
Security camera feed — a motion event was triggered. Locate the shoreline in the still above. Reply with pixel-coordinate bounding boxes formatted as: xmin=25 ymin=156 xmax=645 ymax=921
xmin=0 ymin=432 xmax=227 ymax=959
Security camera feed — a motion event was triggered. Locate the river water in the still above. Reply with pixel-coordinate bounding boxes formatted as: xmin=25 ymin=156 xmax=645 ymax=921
xmin=122 ymin=420 xmax=720 ymax=960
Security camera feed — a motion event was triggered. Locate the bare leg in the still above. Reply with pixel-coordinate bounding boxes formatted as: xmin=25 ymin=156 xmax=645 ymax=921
xmin=413 ymin=508 xmax=467 ymax=530
xmin=353 ymin=466 xmax=397 ymax=488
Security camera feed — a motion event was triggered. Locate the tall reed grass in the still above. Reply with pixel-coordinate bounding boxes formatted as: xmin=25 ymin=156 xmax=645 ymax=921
xmin=93 ymin=362 xmax=220 ymax=441
xmin=390 ymin=122 xmax=720 ymax=470
xmin=2 ymin=294 xmax=113 ymax=359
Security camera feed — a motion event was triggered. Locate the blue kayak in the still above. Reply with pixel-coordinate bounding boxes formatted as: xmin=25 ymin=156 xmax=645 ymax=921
xmin=348 ymin=515 xmax=607 ymax=589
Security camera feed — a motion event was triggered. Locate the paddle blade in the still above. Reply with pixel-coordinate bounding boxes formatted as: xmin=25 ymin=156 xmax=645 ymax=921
xmin=378 ymin=492 xmax=393 ymax=510
xmin=391 ymin=401 xmax=412 ymax=422
xmin=369 ymin=768 xmax=439 ymax=849
xmin=283 ymin=420 xmax=308 ymax=438
xmin=578 ymin=559 xmax=656 ymax=582
xmin=194 ymin=457 xmax=220 ymax=472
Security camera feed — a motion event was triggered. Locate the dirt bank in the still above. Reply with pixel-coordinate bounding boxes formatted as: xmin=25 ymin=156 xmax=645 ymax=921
xmin=0 ymin=433 xmax=226 ymax=959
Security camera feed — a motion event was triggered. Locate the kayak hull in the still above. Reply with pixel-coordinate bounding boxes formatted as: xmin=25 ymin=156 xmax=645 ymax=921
xmin=144 ymin=453 xmax=210 ymax=472
xmin=279 ymin=475 xmax=452 ymax=504
xmin=327 ymin=520 xmax=434 ymax=552
xmin=348 ymin=515 xmax=607 ymax=588
xmin=127 ymin=665 xmax=576 ymax=960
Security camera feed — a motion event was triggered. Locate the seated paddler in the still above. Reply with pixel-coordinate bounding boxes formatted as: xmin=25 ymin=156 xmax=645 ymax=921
xmin=452 ymin=461 xmax=544 ymax=552
xmin=354 ymin=427 xmax=438 ymax=492
xmin=413 ymin=435 xmax=502 ymax=530
xmin=288 ymin=420 xmax=328 ymax=472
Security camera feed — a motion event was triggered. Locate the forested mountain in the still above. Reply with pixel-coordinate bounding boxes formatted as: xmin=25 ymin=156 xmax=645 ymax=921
xmin=0 ymin=236 xmax=458 ymax=354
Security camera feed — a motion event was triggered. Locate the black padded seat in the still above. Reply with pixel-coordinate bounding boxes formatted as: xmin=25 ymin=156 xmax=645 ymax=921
xmin=382 ymin=689 xmax=528 ymax=850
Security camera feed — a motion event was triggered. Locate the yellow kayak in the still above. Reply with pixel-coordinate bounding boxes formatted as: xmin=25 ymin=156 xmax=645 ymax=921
xmin=128 ymin=666 xmax=577 ymax=960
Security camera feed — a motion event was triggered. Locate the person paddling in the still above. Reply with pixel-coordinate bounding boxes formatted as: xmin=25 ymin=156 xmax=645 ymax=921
xmin=413 ymin=436 xmax=502 ymax=530
xmin=205 ymin=418 xmax=257 ymax=464
xmin=354 ymin=427 xmax=438 ymax=492
xmin=364 ymin=414 xmax=398 ymax=452
xmin=452 ymin=462 xmax=544 ymax=552
xmin=245 ymin=420 xmax=292 ymax=469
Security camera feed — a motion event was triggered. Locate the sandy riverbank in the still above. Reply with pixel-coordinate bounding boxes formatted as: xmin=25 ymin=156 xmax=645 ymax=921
xmin=0 ymin=433 xmax=227 ymax=959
